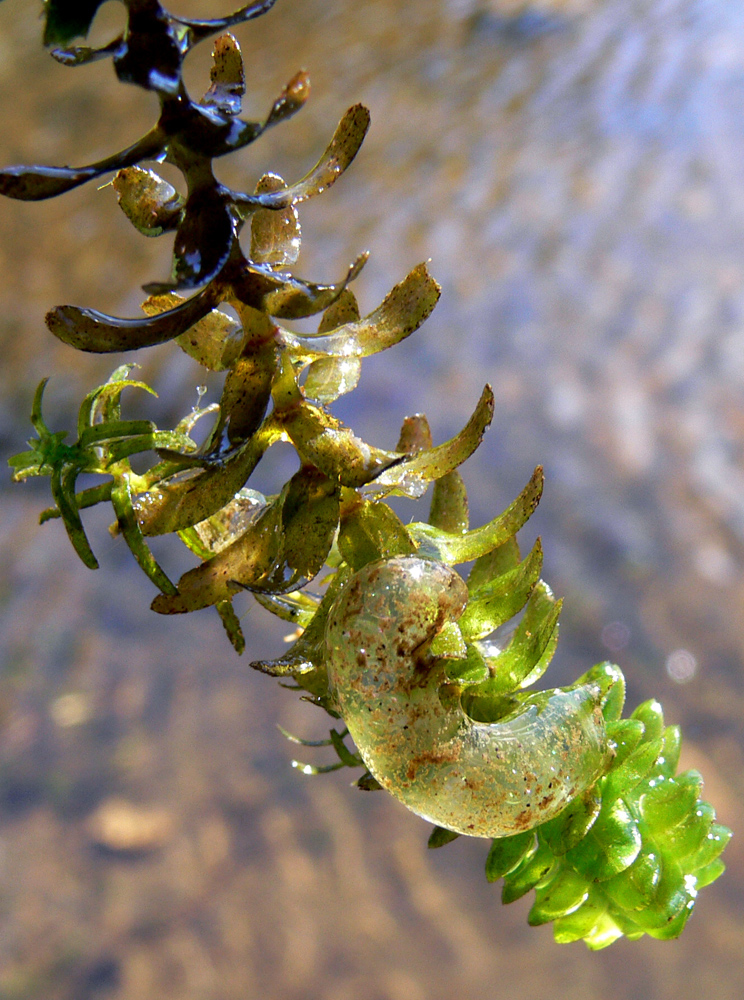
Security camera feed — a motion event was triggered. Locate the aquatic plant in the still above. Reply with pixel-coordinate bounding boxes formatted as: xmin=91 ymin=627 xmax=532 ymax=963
xmin=1 ymin=0 xmax=730 ymax=948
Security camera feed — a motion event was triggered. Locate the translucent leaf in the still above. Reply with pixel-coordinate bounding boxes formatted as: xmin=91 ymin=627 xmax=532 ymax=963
xmin=485 ymin=831 xmax=534 ymax=882
xmin=142 ymin=293 xmax=243 ymax=371
xmin=409 ymin=465 xmax=543 ymax=564
xmin=237 ymin=104 xmax=370 ymax=211
xmin=337 ymin=499 xmax=416 ymax=570
xmin=428 ymin=471 xmax=469 ymax=534
xmin=458 ymin=538 xmax=543 ymax=640
xmin=136 ymin=419 xmax=283 ymax=536
xmin=112 ymin=166 xmax=184 ymax=237
xmin=46 ymin=284 xmax=217 ymax=353
xmin=189 ymin=488 xmax=268 ymax=555
xmin=152 ymin=467 xmax=340 ymax=613
xmin=372 ymin=385 xmax=496 ymax=499
xmin=250 ymin=173 xmax=301 ymax=267
xmin=303 ymin=356 xmax=362 ymax=404
xmin=281 ymin=263 xmax=440 ymax=360
xmin=201 ymin=33 xmax=245 ymax=116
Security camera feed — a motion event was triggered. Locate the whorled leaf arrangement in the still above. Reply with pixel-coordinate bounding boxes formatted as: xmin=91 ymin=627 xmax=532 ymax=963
xmin=2 ymin=0 xmax=730 ymax=947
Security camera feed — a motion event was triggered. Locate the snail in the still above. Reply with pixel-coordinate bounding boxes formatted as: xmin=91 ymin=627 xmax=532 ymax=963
xmin=325 ymin=556 xmax=611 ymax=838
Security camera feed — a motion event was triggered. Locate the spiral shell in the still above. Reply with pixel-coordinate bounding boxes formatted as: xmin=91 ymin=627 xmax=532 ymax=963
xmin=325 ymin=556 xmax=611 ymax=838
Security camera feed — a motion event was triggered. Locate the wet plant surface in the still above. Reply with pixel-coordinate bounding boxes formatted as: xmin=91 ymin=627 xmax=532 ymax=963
xmin=1 ymin=0 xmax=743 ymax=996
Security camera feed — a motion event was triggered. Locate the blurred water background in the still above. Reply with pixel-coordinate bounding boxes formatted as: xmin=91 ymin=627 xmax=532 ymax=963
xmin=1 ymin=0 xmax=743 ymax=997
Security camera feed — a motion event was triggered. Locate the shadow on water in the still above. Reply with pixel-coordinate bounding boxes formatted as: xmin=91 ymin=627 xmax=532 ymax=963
xmin=0 ymin=1 xmax=743 ymax=997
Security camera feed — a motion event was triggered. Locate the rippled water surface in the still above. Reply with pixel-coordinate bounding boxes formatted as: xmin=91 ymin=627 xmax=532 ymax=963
xmin=1 ymin=1 xmax=743 ymax=997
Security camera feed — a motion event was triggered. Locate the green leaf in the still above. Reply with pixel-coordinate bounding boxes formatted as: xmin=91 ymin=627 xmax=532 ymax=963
xmin=564 ymin=799 xmax=642 ymax=882
xmin=372 ymin=385 xmax=496 ymax=499
xmin=428 ymin=470 xmax=469 ymax=534
xmin=337 ymin=499 xmax=416 ymax=570
xmin=43 ymin=0 xmax=108 ymax=46
xmin=485 ymin=831 xmax=534 ymax=882
xmin=428 ymin=827 xmax=461 ymax=849
xmin=408 ymin=465 xmax=543 ymax=562
xmin=458 ymin=538 xmax=542 ymax=640
xmin=528 ymin=867 xmax=589 ymax=925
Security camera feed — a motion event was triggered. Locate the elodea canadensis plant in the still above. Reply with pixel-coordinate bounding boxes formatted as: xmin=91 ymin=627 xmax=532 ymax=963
xmin=1 ymin=0 xmax=730 ymax=948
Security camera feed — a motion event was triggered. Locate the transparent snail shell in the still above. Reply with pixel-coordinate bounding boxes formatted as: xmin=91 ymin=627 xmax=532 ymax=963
xmin=325 ymin=556 xmax=611 ymax=838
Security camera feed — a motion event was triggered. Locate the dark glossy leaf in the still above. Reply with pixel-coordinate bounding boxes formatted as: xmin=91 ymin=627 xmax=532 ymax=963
xmin=178 ymin=1 xmax=280 ymax=43
xmin=0 ymin=130 xmax=164 ymax=201
xmin=43 ymin=0 xmax=107 ymax=46
xmin=50 ymin=37 xmax=122 ymax=68
xmin=113 ymin=9 xmax=185 ymax=95
xmin=147 ymin=187 xmax=236 ymax=292
xmin=46 ymin=285 xmax=217 ymax=353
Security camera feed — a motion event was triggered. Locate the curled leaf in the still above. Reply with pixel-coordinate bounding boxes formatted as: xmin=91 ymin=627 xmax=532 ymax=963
xmin=244 ymin=104 xmax=370 ymax=209
xmin=281 ymin=262 xmax=440 ymax=361
xmin=408 ymin=465 xmax=544 ymax=562
xmin=372 ymin=385 xmax=495 ymax=498
xmin=46 ymin=285 xmax=217 ymax=353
